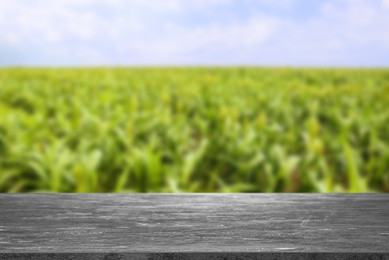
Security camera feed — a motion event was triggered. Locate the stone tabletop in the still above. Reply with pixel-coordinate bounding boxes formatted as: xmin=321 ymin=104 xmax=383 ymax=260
xmin=0 ymin=194 xmax=388 ymax=259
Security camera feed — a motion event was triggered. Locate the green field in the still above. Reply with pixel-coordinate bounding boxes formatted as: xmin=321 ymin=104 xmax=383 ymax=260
xmin=0 ymin=68 xmax=388 ymax=193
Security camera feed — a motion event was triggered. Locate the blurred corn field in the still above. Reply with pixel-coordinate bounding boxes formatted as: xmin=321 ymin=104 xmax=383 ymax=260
xmin=0 ymin=68 xmax=389 ymax=193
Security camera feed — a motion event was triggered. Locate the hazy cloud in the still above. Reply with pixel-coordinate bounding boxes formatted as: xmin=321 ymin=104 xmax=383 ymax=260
xmin=0 ymin=0 xmax=388 ymax=66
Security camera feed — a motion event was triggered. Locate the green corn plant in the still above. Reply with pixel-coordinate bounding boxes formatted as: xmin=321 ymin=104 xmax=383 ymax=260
xmin=0 ymin=68 xmax=388 ymax=192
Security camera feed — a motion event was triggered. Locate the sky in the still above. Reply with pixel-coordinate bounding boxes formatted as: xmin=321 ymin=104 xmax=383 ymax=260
xmin=1 ymin=0 xmax=389 ymax=67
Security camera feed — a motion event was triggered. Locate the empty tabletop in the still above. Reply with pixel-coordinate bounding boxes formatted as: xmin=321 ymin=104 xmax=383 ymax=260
xmin=0 ymin=194 xmax=388 ymax=259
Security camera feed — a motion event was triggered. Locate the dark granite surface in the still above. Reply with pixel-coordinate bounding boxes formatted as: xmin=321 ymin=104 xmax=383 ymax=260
xmin=0 ymin=194 xmax=388 ymax=259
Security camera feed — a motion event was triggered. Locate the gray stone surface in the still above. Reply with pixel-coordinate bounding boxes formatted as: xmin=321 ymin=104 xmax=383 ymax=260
xmin=0 ymin=194 xmax=388 ymax=259
xmin=0 ymin=253 xmax=388 ymax=260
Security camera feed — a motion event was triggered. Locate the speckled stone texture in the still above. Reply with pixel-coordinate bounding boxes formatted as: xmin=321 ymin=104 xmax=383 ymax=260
xmin=0 ymin=194 xmax=388 ymax=259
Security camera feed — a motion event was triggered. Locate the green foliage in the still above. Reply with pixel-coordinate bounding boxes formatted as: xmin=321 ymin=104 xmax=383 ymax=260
xmin=0 ymin=67 xmax=389 ymax=192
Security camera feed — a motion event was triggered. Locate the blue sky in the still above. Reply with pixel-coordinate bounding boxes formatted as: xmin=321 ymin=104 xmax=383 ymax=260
xmin=1 ymin=0 xmax=389 ymax=66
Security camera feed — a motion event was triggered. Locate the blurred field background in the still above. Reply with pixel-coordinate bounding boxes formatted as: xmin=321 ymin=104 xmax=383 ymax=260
xmin=0 ymin=68 xmax=388 ymax=193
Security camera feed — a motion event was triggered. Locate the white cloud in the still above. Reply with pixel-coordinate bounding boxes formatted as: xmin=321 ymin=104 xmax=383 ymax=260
xmin=1 ymin=0 xmax=388 ymax=66
xmin=320 ymin=0 xmax=389 ymax=45
xmin=0 ymin=1 xmax=143 ymax=46
xmin=0 ymin=1 xmax=280 ymax=53
xmin=259 ymin=0 xmax=389 ymax=65
xmin=131 ymin=16 xmax=280 ymax=54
